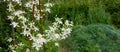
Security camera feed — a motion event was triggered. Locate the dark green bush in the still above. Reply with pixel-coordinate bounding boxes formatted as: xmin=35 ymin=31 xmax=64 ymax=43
xmin=63 ymin=24 xmax=120 ymax=52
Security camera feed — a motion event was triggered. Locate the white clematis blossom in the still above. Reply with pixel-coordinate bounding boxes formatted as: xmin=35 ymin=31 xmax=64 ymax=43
xmin=7 ymin=38 xmax=13 ymax=42
xmin=55 ymin=42 xmax=59 ymax=47
xmin=32 ymin=34 xmax=46 ymax=50
xmin=6 ymin=0 xmax=73 ymax=51
xmin=45 ymin=18 xmax=73 ymax=41
xmin=18 ymin=42 xmax=24 ymax=47
xmin=10 ymin=22 xmax=19 ymax=28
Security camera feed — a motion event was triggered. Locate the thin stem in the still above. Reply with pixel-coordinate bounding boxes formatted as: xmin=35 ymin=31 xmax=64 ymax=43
xmin=12 ymin=21 xmax=16 ymax=47
xmin=39 ymin=0 xmax=42 ymax=26
xmin=32 ymin=0 xmax=35 ymax=21
xmin=10 ymin=0 xmax=16 ymax=49
xmin=39 ymin=0 xmax=46 ymax=52
xmin=30 ymin=0 xmax=35 ymax=52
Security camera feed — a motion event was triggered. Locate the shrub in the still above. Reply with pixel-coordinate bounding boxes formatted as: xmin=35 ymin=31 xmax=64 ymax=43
xmin=63 ymin=24 xmax=120 ymax=52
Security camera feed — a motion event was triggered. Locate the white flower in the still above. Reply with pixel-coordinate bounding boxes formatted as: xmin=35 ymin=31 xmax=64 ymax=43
xmin=25 ymin=1 xmax=33 ymax=9
xmin=29 ymin=22 xmax=34 ymax=28
xmin=9 ymin=45 xmax=15 ymax=50
xmin=36 ymin=34 xmax=43 ymax=38
xmin=7 ymin=38 xmax=12 ymax=42
xmin=32 ymin=33 xmax=47 ymax=50
xmin=7 ymin=2 xmax=14 ymax=12
xmin=32 ymin=42 xmax=42 ymax=50
xmin=10 ymin=22 xmax=19 ymax=28
xmin=62 ymin=28 xmax=72 ymax=34
xmin=26 ymin=48 xmax=30 ymax=52
xmin=19 ymin=15 xmax=27 ymax=22
xmin=53 ymin=22 xmax=58 ymax=27
xmin=49 ymin=26 xmax=57 ymax=32
xmin=44 ymin=3 xmax=54 ymax=7
xmin=33 ymin=26 xmax=39 ymax=31
xmin=65 ymin=20 xmax=73 ymax=26
xmin=45 ymin=8 xmax=51 ymax=13
xmin=61 ymin=28 xmax=72 ymax=39
xmin=55 ymin=42 xmax=59 ymax=47
xmin=12 ymin=50 xmax=16 ymax=52
xmin=22 ymin=25 xmax=28 ymax=30
xmin=13 ymin=0 xmax=22 ymax=5
xmin=54 ymin=34 xmax=60 ymax=39
xmin=35 ymin=16 xmax=40 ymax=20
xmin=32 ymin=38 xmax=44 ymax=50
xmin=18 ymin=42 xmax=24 ymax=47
xmin=29 ymin=22 xmax=39 ymax=31
xmin=8 ymin=15 xmax=14 ymax=20
xmin=21 ymin=30 xmax=31 ymax=36
xmin=13 ymin=10 xmax=25 ymax=16
xmin=45 ymin=17 xmax=73 ymax=41
xmin=55 ymin=18 xmax=63 ymax=24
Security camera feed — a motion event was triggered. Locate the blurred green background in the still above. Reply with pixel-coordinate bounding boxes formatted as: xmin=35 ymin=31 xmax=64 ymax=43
xmin=1 ymin=0 xmax=120 ymax=52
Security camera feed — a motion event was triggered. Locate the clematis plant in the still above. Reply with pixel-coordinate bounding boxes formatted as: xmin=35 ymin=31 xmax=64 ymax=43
xmin=5 ymin=0 xmax=73 ymax=52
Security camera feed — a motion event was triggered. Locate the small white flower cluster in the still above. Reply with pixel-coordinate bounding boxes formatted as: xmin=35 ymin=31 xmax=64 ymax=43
xmin=45 ymin=18 xmax=73 ymax=41
xmin=7 ymin=2 xmax=14 ymax=12
xmin=9 ymin=42 xmax=24 ymax=52
xmin=31 ymin=34 xmax=46 ymax=50
xmin=24 ymin=0 xmax=54 ymax=20
xmin=26 ymin=48 xmax=30 ymax=52
xmin=7 ymin=1 xmax=25 ymax=28
xmin=25 ymin=0 xmax=41 ymax=20
xmin=44 ymin=3 xmax=54 ymax=13
xmin=9 ymin=45 xmax=16 ymax=52
xmin=7 ymin=38 xmax=13 ymax=42
xmin=4 ymin=0 xmax=22 ymax=5
xmin=7 ymin=1 xmax=25 ymax=52
xmin=30 ymin=18 xmax=73 ymax=50
xmin=10 ymin=22 xmax=19 ymax=28
xmin=6 ymin=0 xmax=73 ymax=51
xmin=55 ymin=42 xmax=59 ymax=47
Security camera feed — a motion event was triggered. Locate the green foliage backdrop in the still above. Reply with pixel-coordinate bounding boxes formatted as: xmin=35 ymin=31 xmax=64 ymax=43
xmin=63 ymin=24 xmax=120 ymax=52
xmin=1 ymin=0 xmax=120 ymax=52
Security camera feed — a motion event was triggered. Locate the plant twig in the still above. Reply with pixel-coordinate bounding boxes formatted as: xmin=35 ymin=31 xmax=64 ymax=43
xmin=39 ymin=0 xmax=46 ymax=52
xmin=30 ymin=0 xmax=35 ymax=52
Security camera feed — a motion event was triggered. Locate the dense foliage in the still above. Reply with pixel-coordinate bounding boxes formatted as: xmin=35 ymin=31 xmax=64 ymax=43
xmin=63 ymin=24 xmax=120 ymax=52
xmin=1 ymin=0 xmax=120 ymax=52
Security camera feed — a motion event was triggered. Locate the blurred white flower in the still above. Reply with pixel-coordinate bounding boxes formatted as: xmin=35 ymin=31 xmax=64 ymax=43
xmin=32 ymin=42 xmax=42 ymax=50
xmin=26 ymin=48 xmax=30 ymax=52
xmin=19 ymin=16 xmax=27 ymax=22
xmin=44 ymin=3 xmax=54 ymax=7
xmin=12 ymin=50 xmax=16 ymax=52
xmin=55 ymin=18 xmax=63 ymax=24
xmin=8 ymin=15 xmax=14 ymax=20
xmin=65 ymin=20 xmax=73 ymax=26
xmin=54 ymin=34 xmax=60 ymax=39
xmin=45 ymin=8 xmax=51 ymax=13
xmin=29 ymin=22 xmax=39 ymax=31
xmin=10 ymin=22 xmax=19 ymax=28
xmin=7 ymin=2 xmax=14 ymax=12
xmin=18 ymin=42 xmax=24 ymax=47
xmin=45 ymin=18 xmax=73 ymax=41
xmin=25 ymin=1 xmax=33 ymax=9
xmin=32 ymin=34 xmax=47 ymax=50
xmin=13 ymin=10 xmax=25 ymax=16
xmin=7 ymin=38 xmax=12 ymax=42
xmin=21 ymin=30 xmax=31 ymax=36
xmin=55 ymin=42 xmax=59 ymax=47
xmin=9 ymin=45 xmax=15 ymax=51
